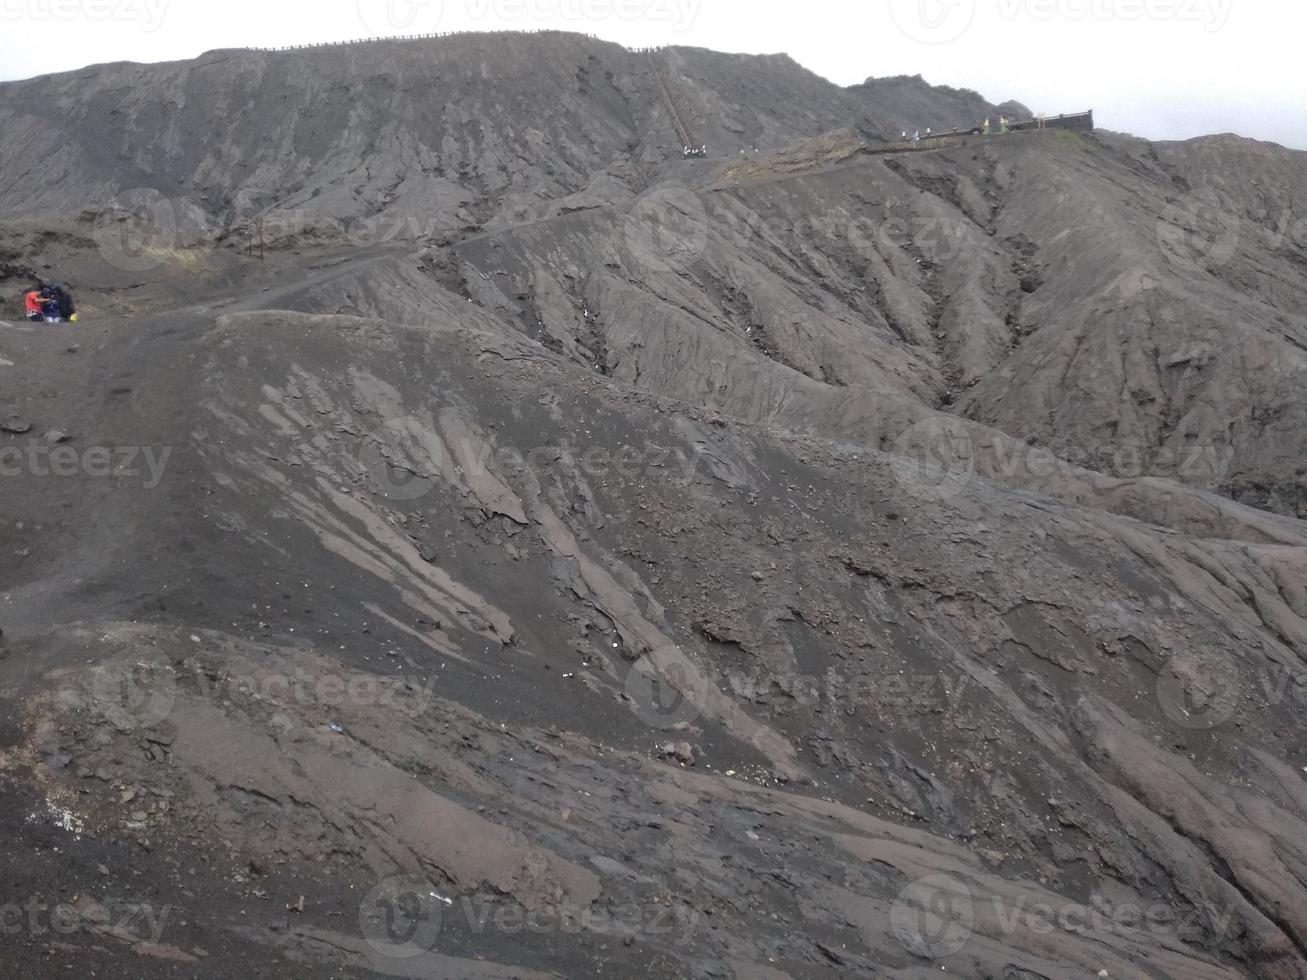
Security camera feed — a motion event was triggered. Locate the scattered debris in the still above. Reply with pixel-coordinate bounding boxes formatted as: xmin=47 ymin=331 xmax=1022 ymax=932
xmin=660 ymin=741 xmax=698 ymax=766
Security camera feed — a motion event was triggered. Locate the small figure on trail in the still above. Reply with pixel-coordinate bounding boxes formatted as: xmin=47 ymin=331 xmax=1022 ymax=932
xmin=23 ymin=285 xmax=47 ymax=322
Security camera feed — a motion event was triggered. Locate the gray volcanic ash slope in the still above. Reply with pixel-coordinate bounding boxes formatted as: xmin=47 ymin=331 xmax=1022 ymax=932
xmin=0 ymin=33 xmax=1018 ymax=223
xmin=0 ymin=30 xmax=1306 ymax=980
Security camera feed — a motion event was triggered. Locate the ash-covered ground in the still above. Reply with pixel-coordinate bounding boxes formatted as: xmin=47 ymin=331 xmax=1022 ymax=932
xmin=0 ymin=30 xmax=1306 ymax=980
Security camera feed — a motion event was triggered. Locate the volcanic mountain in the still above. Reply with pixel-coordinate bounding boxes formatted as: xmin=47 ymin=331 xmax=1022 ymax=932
xmin=1 ymin=30 xmax=1305 ymax=980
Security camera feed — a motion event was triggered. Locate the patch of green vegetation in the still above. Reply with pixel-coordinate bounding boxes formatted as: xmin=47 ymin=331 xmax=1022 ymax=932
xmin=1051 ymin=129 xmax=1088 ymax=152
xmin=146 ymin=246 xmax=209 ymax=270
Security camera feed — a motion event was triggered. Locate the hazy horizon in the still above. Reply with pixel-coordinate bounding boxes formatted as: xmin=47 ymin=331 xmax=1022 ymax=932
xmin=1 ymin=0 xmax=1303 ymax=150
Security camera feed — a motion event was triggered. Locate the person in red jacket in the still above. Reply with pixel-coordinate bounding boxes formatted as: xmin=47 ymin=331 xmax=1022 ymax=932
xmin=24 ymin=286 xmax=47 ymax=322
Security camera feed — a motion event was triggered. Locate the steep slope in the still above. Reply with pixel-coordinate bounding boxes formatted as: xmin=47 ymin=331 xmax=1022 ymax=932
xmin=279 ymin=123 xmax=1307 ymax=524
xmin=5 ymin=292 xmax=1307 ymax=978
xmin=947 ymin=131 xmax=1307 ymax=515
xmin=1 ymin=31 xmax=1306 ymax=980
xmin=0 ymin=32 xmax=1022 ymax=233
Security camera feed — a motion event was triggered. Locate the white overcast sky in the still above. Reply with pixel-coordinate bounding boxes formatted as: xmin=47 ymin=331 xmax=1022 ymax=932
xmin=1 ymin=0 xmax=1303 ymax=149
